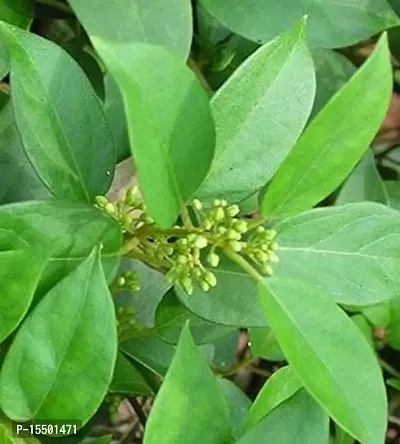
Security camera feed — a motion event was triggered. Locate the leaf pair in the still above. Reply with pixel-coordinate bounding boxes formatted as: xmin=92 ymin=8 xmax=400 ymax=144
xmin=0 ymin=249 xmax=117 ymax=426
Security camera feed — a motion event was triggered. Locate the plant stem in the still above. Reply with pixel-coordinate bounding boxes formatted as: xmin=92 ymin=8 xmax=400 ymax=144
xmin=215 ymin=356 xmax=257 ymax=377
xmin=380 ymin=359 xmax=400 ymax=380
xmin=128 ymin=398 xmax=147 ymax=428
xmin=224 ymin=249 xmax=264 ymax=284
xmin=181 ymin=206 xmax=194 ymax=228
xmin=37 ymin=0 xmax=73 ymax=13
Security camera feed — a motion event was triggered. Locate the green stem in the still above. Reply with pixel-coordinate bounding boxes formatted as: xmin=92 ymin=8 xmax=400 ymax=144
xmin=380 ymin=359 xmax=400 ymax=380
xmin=246 ymin=215 xmax=268 ymax=230
xmin=37 ymin=0 xmax=73 ymax=13
xmin=224 ymin=248 xmax=264 ymax=284
xmin=181 ymin=206 xmax=194 ymax=228
xmin=215 ymin=356 xmax=257 ymax=377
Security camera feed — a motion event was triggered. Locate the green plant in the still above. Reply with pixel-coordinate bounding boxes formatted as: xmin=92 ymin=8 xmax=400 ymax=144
xmin=1 ymin=1 xmax=400 ymax=443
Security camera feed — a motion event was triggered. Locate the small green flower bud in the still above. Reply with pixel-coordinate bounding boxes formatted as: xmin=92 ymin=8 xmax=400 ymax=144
xmin=194 ymin=236 xmax=208 ymax=249
xmin=255 ymin=251 xmax=269 ymax=263
xmin=229 ymin=241 xmax=243 ymax=252
xmin=226 ymin=229 xmax=241 ymax=240
xmin=269 ymin=251 xmax=279 ymax=262
xmin=213 ymin=199 xmax=221 ymax=207
xmin=204 ymin=271 xmax=217 ymax=287
xmin=202 ymin=218 xmax=214 ymax=230
xmin=217 ymin=226 xmax=227 ymax=235
xmin=214 ymin=207 xmax=225 ymax=222
xmin=177 ymin=255 xmax=188 ymax=265
xmin=266 ymin=229 xmax=277 ymax=240
xmin=270 ymin=242 xmax=279 ymax=251
xmin=193 ymin=267 xmax=202 ymax=278
xmin=220 ymin=199 xmax=228 ymax=207
xmin=256 ymin=226 xmax=265 ymax=233
xmin=95 ymin=196 xmax=108 ymax=207
xmin=207 ymin=252 xmax=220 ymax=267
xmin=226 ymin=205 xmax=240 ymax=217
xmin=200 ymin=281 xmax=210 ymax=292
xmin=233 ymin=220 xmax=248 ymax=233
xmin=117 ymin=276 xmax=126 ymax=287
xmin=181 ymin=277 xmax=193 ymax=295
xmin=261 ymin=264 xmax=274 ymax=275
xmin=193 ymin=199 xmax=202 ymax=210
xmin=105 ymin=203 xmax=116 ymax=214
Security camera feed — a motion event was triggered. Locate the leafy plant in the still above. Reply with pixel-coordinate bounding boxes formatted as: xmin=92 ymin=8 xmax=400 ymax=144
xmin=1 ymin=1 xmax=400 ymax=443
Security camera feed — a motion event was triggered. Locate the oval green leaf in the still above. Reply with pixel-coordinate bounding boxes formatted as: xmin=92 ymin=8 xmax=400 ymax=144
xmin=275 ymin=202 xmax=400 ymax=306
xmin=0 ymin=247 xmax=47 ymax=344
xmin=143 ymin=324 xmax=231 ymax=444
xmin=0 ymin=22 xmax=116 ymax=202
xmin=197 ymin=20 xmax=316 ymax=202
xmin=258 ymin=278 xmax=387 ymax=444
xmin=91 ymin=40 xmax=215 ymax=228
xmin=0 ymin=249 xmax=117 ymax=424
xmin=237 ymin=389 xmax=328 ymax=444
xmin=69 ymin=0 xmax=192 ymax=60
xmin=0 ymin=0 xmax=33 ymax=80
xmin=200 ymin=0 xmax=399 ymax=49
xmin=244 ymin=366 xmax=302 ymax=431
xmin=0 ymin=101 xmax=50 ymax=204
xmin=261 ymin=34 xmax=392 ymax=219
xmin=0 ymin=200 xmax=122 ymax=294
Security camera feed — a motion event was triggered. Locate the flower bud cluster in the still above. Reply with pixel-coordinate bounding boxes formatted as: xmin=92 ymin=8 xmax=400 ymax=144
xmin=95 ymin=186 xmax=154 ymax=233
xmin=95 ymin=189 xmax=279 ymax=296
xmin=116 ymin=305 xmax=135 ymax=338
xmin=165 ymin=234 xmax=217 ymax=295
xmin=242 ymin=226 xmax=279 ymax=276
xmin=115 ymin=270 xmax=141 ymax=292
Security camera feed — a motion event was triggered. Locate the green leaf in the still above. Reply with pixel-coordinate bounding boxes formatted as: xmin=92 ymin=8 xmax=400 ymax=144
xmin=336 ymin=150 xmax=388 ymax=205
xmin=261 ymin=34 xmax=392 ymax=219
xmin=311 ymin=50 xmax=356 ymax=118
xmin=387 ymin=297 xmax=400 ymax=350
xmin=0 ymin=247 xmax=47 ymax=344
xmin=0 ymin=101 xmax=50 ymax=204
xmin=153 ymin=291 xmax=235 ymax=345
xmin=197 ymin=20 xmax=316 ymax=202
xmin=103 ymin=74 xmax=130 ymax=163
xmin=237 ymin=389 xmax=328 ymax=444
xmin=362 ymin=302 xmax=391 ymax=327
xmin=218 ymin=379 xmax=251 ymax=440
xmin=110 ymin=352 xmax=154 ymax=397
xmin=143 ymin=324 xmax=231 ymax=444
xmin=244 ymin=366 xmax=303 ymax=431
xmin=200 ymin=0 xmax=399 ymax=48
xmin=176 ymin=258 xmax=266 ymax=327
xmin=121 ymin=335 xmax=176 ymax=377
xmin=0 ymin=249 xmax=117 ymax=424
xmin=0 ymin=200 xmax=122 ymax=295
xmin=387 ymin=378 xmax=400 ymax=390
xmin=69 ymin=0 xmax=192 ymax=60
xmin=274 ymin=202 xmax=400 ymax=306
xmin=248 ymin=328 xmax=285 ymax=361
xmin=351 ymin=314 xmax=374 ymax=349
xmin=0 ymin=0 xmax=33 ymax=80
xmin=89 ymin=41 xmax=215 ymax=228
xmin=115 ymin=259 xmax=170 ymax=329
xmin=258 ymin=278 xmax=387 ymax=444
xmin=0 ymin=22 xmax=116 ymax=202
xmin=384 ymin=180 xmax=400 ymax=210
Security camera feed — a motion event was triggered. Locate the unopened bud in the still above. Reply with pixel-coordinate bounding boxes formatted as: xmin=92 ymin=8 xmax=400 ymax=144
xmin=117 ymin=276 xmax=126 ymax=287
xmin=214 ymin=207 xmax=225 ymax=222
xmin=233 ymin=220 xmax=248 ymax=233
xmin=226 ymin=229 xmax=241 ymax=240
xmin=194 ymin=236 xmax=208 ymax=249
xmin=105 ymin=203 xmax=116 ymax=215
xmin=207 ymin=252 xmax=220 ymax=267
xmin=200 ymin=281 xmax=210 ymax=292
xmin=193 ymin=199 xmax=202 ymax=210
xmin=255 ymin=251 xmax=269 ymax=263
xmin=204 ymin=271 xmax=217 ymax=287
xmin=213 ymin=199 xmax=221 ymax=207
xmin=229 ymin=241 xmax=243 ymax=252
xmin=181 ymin=277 xmax=193 ymax=295
xmin=269 ymin=251 xmax=279 ymax=262
xmin=226 ymin=205 xmax=240 ymax=217
xmin=95 ymin=196 xmax=108 ymax=207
